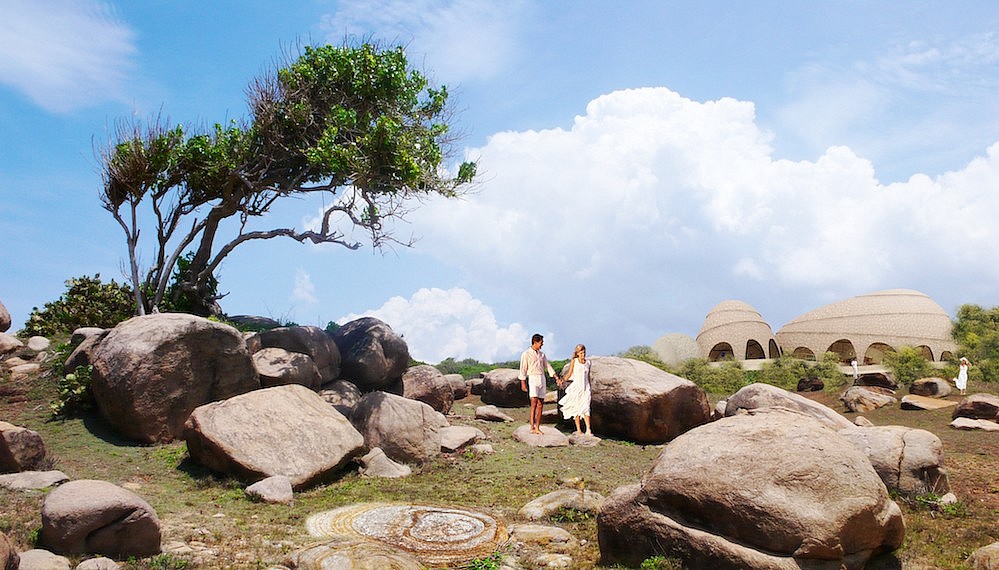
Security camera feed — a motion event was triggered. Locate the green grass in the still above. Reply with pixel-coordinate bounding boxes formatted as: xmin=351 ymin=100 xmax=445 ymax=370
xmin=2 ymin=364 xmax=998 ymax=568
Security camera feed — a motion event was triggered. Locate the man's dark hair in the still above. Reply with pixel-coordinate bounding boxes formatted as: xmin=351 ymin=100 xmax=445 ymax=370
xmin=531 ymin=333 xmax=544 ymax=344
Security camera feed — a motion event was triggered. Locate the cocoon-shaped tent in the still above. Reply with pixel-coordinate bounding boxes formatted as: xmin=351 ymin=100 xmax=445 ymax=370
xmin=696 ymin=300 xmax=780 ymax=361
xmin=775 ymin=289 xmax=956 ymax=363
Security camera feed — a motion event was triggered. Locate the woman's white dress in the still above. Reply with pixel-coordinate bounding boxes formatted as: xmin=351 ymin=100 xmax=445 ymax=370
xmin=559 ymin=357 xmax=591 ymax=418
xmin=956 ymin=362 xmax=969 ymax=390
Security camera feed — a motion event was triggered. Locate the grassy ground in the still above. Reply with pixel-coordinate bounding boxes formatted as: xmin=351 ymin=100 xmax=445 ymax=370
xmin=1 ymin=365 xmax=997 ymax=569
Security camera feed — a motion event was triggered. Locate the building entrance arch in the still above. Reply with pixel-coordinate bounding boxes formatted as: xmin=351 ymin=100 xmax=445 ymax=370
xmin=864 ymin=343 xmax=894 ymax=365
xmin=709 ymin=342 xmax=734 ymax=361
xmin=827 ymin=339 xmax=857 ymax=362
xmin=746 ymin=340 xmax=766 ymax=359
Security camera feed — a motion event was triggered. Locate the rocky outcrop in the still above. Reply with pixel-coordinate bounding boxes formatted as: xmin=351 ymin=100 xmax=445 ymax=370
xmin=910 ymin=377 xmax=952 ymax=398
xmin=329 ymin=318 xmax=409 ymax=392
xmin=245 ymin=476 xmax=294 ymax=505
xmin=250 ymin=325 xmax=341 ymax=385
xmin=841 ymin=385 xmax=897 ymax=413
xmin=356 ymin=447 xmax=412 ymax=478
xmin=40 ymin=479 xmax=161 ymax=558
xmin=598 ymin=409 xmax=905 ymax=569
xmin=402 ymin=364 xmax=454 ymax=414
xmin=592 ymin=357 xmax=710 ymax=443
xmin=0 ymin=421 xmax=46 ymax=472
xmin=444 ymin=373 xmax=469 ymax=400
xmin=350 ymin=391 xmax=443 ymax=464
xmin=838 ymin=425 xmax=950 ymax=495
xmin=479 ymin=368 xmax=528 ymax=407
xmin=856 ymin=372 xmax=899 ymax=390
xmin=0 ymin=300 xmax=9 ymax=333
xmin=952 ymin=393 xmax=999 ymax=421
xmin=183 ymin=384 xmax=364 ymax=489
xmin=726 ymin=383 xmax=854 ymax=430
xmin=319 ymin=380 xmax=363 ymax=416
xmin=89 ymin=314 xmax=259 ymax=443
xmin=519 ymin=489 xmax=606 ymax=521
xmin=252 ymin=346 xmax=322 ymax=390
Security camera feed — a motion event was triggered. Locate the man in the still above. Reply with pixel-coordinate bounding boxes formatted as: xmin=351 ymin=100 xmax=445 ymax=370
xmin=519 ymin=333 xmax=557 ymax=435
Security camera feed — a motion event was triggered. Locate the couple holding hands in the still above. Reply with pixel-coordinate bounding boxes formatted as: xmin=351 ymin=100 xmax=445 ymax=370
xmin=518 ymin=333 xmax=592 ymax=436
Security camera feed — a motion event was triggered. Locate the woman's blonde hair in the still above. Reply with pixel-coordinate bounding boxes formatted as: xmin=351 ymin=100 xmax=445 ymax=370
xmin=574 ymin=344 xmax=586 ymax=357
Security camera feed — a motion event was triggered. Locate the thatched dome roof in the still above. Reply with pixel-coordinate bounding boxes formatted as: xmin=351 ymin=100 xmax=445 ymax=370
xmin=775 ymin=289 xmax=955 ymax=363
xmin=696 ymin=300 xmax=779 ymax=361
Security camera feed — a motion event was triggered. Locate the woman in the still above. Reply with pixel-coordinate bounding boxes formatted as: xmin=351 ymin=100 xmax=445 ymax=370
xmin=956 ymin=357 xmax=971 ymax=395
xmin=558 ymin=344 xmax=592 ymax=435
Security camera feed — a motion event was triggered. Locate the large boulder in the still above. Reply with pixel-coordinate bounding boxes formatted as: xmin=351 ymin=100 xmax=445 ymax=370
xmin=856 ymin=372 xmax=899 ymax=390
xmin=0 ymin=299 xmax=10 ymax=333
xmin=402 ymin=365 xmax=454 ymax=414
xmin=63 ymin=328 xmax=109 ymax=372
xmin=598 ymin=409 xmax=905 ymax=569
xmin=40 ymin=479 xmax=161 ymax=558
xmin=591 ymin=357 xmax=710 ymax=443
xmin=89 ymin=314 xmax=259 ymax=443
xmin=952 ymin=393 xmax=999 ymax=421
xmin=183 ymin=384 xmax=365 ymax=489
xmin=319 ymin=380 xmax=363 ymax=417
xmin=838 ymin=425 xmax=949 ymax=495
xmin=910 ymin=377 xmax=952 ymax=398
xmin=480 ymin=368 xmax=529 ymax=407
xmin=252 ymin=347 xmax=322 ymax=390
xmin=0 ymin=333 xmax=22 ymax=356
xmin=444 ymin=373 xmax=469 ymax=400
xmin=330 ymin=317 xmax=409 ymax=392
xmin=350 ymin=391 xmax=442 ymax=465
xmin=726 ymin=383 xmax=854 ymax=430
xmin=841 ymin=385 xmax=897 ymax=413
xmin=250 ymin=325 xmax=340 ymax=384
xmin=0 ymin=421 xmax=46 ymax=473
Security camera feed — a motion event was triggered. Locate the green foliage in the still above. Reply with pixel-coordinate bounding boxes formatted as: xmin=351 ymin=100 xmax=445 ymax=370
xmin=676 ymin=358 xmax=747 ymax=395
xmin=617 ymin=345 xmax=666 ymax=367
xmin=748 ymin=352 xmax=841 ymax=391
xmin=158 ymin=252 xmax=220 ymax=314
xmin=550 ymin=506 xmax=592 ymax=523
xmin=639 ymin=555 xmax=682 ymax=570
xmin=50 ymin=364 xmax=95 ymax=419
xmin=23 ymin=274 xmax=135 ymax=337
xmin=951 ymin=304 xmax=998 ymax=383
xmin=101 ymin=41 xmax=476 ymax=317
xmin=883 ymin=346 xmax=934 ymax=386
xmin=464 ymin=552 xmax=504 ymax=570
xmin=435 ymin=357 xmax=520 ymax=378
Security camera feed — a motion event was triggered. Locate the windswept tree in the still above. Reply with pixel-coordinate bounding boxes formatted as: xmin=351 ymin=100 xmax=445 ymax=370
xmin=100 ymin=42 xmax=476 ymax=316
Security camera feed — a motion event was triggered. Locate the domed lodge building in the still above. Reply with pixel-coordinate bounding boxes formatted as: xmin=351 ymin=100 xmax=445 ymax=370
xmin=694 ymin=289 xmax=956 ymax=365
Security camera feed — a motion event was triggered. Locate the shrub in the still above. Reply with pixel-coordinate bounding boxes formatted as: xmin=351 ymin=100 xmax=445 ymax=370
xmin=23 ymin=274 xmax=135 ymax=337
xmin=883 ymin=346 xmax=934 ymax=386
xmin=676 ymin=358 xmax=746 ymax=396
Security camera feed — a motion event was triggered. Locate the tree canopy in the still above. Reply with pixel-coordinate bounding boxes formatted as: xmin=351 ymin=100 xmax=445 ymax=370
xmin=100 ymin=42 xmax=476 ymax=316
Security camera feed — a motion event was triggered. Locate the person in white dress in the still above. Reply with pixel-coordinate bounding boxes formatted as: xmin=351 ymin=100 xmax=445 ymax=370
xmin=956 ymin=357 xmax=971 ymax=395
xmin=558 ymin=344 xmax=592 ymax=435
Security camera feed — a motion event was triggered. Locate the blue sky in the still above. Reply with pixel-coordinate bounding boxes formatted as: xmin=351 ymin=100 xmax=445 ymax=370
xmin=2 ymin=1 xmax=999 ymax=363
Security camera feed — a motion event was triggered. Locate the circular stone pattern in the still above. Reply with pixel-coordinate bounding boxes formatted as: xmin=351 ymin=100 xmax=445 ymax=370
xmin=306 ymin=503 xmax=508 ymax=566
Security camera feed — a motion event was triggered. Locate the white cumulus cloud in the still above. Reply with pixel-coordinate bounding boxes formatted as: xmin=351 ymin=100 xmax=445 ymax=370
xmin=0 ymin=0 xmax=136 ymax=112
xmin=410 ymin=87 xmax=999 ymax=344
xmin=338 ymin=287 xmax=528 ymax=363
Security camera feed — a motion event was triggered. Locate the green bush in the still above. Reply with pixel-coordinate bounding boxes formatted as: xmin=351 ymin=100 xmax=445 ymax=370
xmin=23 ymin=274 xmax=135 ymax=337
xmin=752 ymin=352 xmax=847 ymax=392
xmin=676 ymin=358 xmax=747 ymax=396
xmin=883 ymin=346 xmax=934 ymax=386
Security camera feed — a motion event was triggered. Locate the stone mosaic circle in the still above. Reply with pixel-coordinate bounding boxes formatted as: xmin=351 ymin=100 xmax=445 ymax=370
xmin=305 ymin=503 xmax=508 ymax=565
